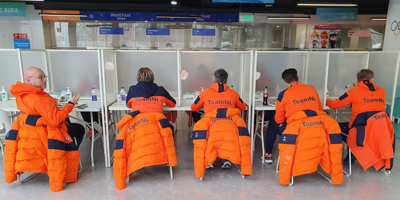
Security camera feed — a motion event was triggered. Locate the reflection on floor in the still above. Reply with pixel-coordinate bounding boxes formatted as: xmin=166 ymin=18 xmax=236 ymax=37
xmin=1 ymin=111 xmax=400 ymax=200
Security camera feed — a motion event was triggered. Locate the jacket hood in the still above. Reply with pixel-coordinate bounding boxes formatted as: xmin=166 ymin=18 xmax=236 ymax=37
xmin=10 ymin=81 xmax=45 ymax=97
xmin=116 ymin=111 xmax=140 ymax=129
xmin=357 ymin=80 xmax=378 ymax=92
xmin=204 ymin=108 xmax=240 ymax=118
xmin=211 ymin=82 xmax=229 ymax=93
xmin=136 ymin=82 xmax=160 ymax=98
xmin=287 ymin=110 xmax=327 ymax=123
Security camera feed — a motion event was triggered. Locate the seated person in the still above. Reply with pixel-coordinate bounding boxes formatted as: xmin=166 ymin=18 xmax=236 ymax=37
xmin=191 ymin=69 xmax=247 ymax=169
xmin=5 ymin=67 xmax=81 ymax=192
xmin=264 ymin=68 xmax=323 ymax=164
xmin=278 ymin=110 xmax=343 ymax=185
xmin=113 ymin=111 xmax=177 ymax=190
xmin=326 ymin=69 xmax=391 ymax=165
xmin=192 ymin=108 xmax=251 ymax=178
xmin=125 ymin=67 xmax=176 ymax=132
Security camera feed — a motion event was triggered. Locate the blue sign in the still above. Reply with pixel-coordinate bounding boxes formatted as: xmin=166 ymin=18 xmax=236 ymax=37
xmin=0 ymin=2 xmax=26 ymax=17
xmin=14 ymin=39 xmax=30 ymax=49
xmin=99 ymin=27 xmax=124 ymax=35
xmin=81 ymin=11 xmax=239 ymax=22
xmin=146 ymin=28 xmax=170 ymax=36
xmin=193 ymin=29 xmax=216 ymax=36
xmin=212 ymin=0 xmax=274 ymax=3
xmin=316 ymin=8 xmax=358 ymax=22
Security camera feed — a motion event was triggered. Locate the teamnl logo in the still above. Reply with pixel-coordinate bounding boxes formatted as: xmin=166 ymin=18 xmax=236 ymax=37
xmin=391 ymin=20 xmax=400 ymax=36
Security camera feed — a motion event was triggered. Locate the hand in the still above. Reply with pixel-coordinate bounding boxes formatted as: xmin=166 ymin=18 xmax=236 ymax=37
xmin=70 ymin=94 xmax=81 ymax=105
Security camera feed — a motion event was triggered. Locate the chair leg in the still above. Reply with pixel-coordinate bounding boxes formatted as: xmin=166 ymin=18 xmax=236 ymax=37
xmin=276 ymin=155 xmax=280 ymax=173
xmin=17 ymin=172 xmax=40 ymax=184
xmin=169 ymin=166 xmax=173 ymax=179
xmin=0 ymin=139 xmax=4 ymax=155
xmin=343 ymin=145 xmax=352 ymax=177
xmin=289 ymin=177 xmax=294 ymax=186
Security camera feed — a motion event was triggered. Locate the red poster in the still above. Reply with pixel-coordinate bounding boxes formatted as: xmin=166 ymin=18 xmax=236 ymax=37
xmin=13 ymin=33 xmax=28 ymax=39
xmin=314 ymin=26 xmax=341 ymax=30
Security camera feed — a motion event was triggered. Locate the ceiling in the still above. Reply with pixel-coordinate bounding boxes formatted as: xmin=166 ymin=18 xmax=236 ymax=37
xmin=32 ymin=0 xmax=389 ymax=15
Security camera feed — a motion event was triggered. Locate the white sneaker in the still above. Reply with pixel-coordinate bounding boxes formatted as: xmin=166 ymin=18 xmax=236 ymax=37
xmin=264 ymin=153 xmax=273 ymax=164
xmin=221 ymin=160 xmax=232 ymax=169
xmin=206 ymin=164 xmax=213 ymax=169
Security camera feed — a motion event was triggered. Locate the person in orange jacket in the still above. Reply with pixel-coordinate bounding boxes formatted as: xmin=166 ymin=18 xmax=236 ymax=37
xmin=113 ymin=111 xmax=177 ymax=190
xmin=326 ymin=69 xmax=387 ymax=163
xmin=5 ymin=67 xmax=82 ymax=192
xmin=126 ymin=67 xmax=176 ymax=132
xmin=278 ymin=110 xmax=343 ymax=185
xmin=191 ymin=69 xmax=247 ymax=169
xmin=192 ymin=108 xmax=251 ymax=178
xmin=264 ymin=68 xmax=323 ymax=164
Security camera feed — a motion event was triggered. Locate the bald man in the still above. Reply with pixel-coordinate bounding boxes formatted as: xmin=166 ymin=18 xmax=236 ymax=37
xmin=14 ymin=67 xmax=83 ymax=144
xmin=5 ymin=67 xmax=84 ymax=191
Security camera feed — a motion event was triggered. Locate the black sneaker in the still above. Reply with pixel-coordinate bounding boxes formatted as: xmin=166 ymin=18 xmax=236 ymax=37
xmin=221 ymin=160 xmax=232 ymax=169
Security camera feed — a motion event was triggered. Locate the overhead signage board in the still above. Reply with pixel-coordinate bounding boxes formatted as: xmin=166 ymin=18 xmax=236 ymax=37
xmin=80 ymin=11 xmax=239 ymax=22
xmin=193 ymin=29 xmax=216 ymax=36
xmin=41 ymin=10 xmax=81 ymax=21
xmin=316 ymin=8 xmax=358 ymax=22
xmin=99 ymin=27 xmax=124 ymax=35
xmin=146 ymin=28 xmax=170 ymax=35
xmin=0 ymin=2 xmax=26 ymax=17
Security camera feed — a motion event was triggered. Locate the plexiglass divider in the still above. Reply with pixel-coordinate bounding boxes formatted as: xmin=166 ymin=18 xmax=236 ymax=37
xmin=0 ymin=49 xmax=22 ymax=99
xmin=102 ymin=50 xmax=118 ymax=106
xmin=368 ymin=51 xmax=400 ymax=119
xmin=305 ymin=52 xmax=329 ymax=106
xmin=20 ymin=50 xmax=49 ymax=92
xmin=115 ymin=50 xmax=179 ymax=102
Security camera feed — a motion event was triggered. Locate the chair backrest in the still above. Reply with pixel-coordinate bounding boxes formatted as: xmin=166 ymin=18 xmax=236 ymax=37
xmin=0 ymin=109 xmax=11 ymax=137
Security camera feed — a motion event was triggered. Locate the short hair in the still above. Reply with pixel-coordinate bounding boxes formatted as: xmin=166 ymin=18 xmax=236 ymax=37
xmin=136 ymin=67 xmax=154 ymax=82
xmin=357 ymin=69 xmax=374 ymax=82
xmin=213 ymin=69 xmax=228 ymax=84
xmin=281 ymin=68 xmax=298 ymax=83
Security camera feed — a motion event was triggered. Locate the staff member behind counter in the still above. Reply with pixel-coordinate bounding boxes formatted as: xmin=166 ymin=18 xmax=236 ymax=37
xmin=263 ymin=68 xmax=323 ymax=164
xmin=191 ymin=68 xmax=247 ymax=169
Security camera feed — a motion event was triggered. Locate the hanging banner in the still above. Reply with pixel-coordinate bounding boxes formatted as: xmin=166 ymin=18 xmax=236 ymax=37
xmin=41 ymin=10 xmax=81 ymax=21
xmin=314 ymin=26 xmax=341 ymax=30
xmin=193 ymin=29 xmax=216 ymax=36
xmin=81 ymin=11 xmax=239 ymax=22
xmin=0 ymin=2 xmax=26 ymax=17
xmin=316 ymin=8 xmax=358 ymax=22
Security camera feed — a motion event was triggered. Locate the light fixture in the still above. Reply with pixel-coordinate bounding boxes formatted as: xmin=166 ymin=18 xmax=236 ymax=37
xmin=264 ymin=4 xmax=273 ymax=7
xmin=193 ymin=21 xmax=197 ymax=23
xmin=298 ymin=3 xmax=358 ymax=7
xmin=39 ymin=13 xmax=88 ymax=17
xmin=156 ymin=15 xmax=201 ymax=19
xmin=267 ymin=16 xmax=311 ymax=20
xmin=371 ymin=17 xmax=387 ymax=21
xmin=171 ymin=0 xmax=178 ymax=5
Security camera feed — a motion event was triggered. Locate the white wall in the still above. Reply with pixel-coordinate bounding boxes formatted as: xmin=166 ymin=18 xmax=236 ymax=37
xmin=0 ymin=5 xmax=44 ymax=49
xmin=383 ymin=0 xmax=400 ymax=51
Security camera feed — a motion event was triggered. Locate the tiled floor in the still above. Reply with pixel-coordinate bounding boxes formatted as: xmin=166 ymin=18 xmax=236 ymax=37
xmin=1 ymin=111 xmax=400 ymax=200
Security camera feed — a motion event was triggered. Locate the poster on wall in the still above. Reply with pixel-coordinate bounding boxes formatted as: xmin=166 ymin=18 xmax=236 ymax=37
xmin=308 ymin=26 xmax=341 ymax=49
xmin=13 ymin=33 xmax=30 ymax=49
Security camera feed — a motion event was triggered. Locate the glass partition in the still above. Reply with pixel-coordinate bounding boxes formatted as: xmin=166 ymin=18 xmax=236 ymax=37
xmin=327 ymin=52 xmax=368 ymax=98
xmin=103 ymin=50 xmax=118 ymax=105
xmin=305 ymin=52 xmax=328 ymax=105
xmin=368 ymin=52 xmax=400 ymax=107
xmin=242 ymin=51 xmax=253 ymax=104
xmin=0 ymin=50 xmax=21 ymax=98
xmin=116 ymin=51 xmax=178 ymax=99
xmin=47 ymin=50 xmax=100 ymax=98
xmin=180 ymin=51 xmax=242 ymax=97
xmin=255 ymin=52 xmax=306 ymax=98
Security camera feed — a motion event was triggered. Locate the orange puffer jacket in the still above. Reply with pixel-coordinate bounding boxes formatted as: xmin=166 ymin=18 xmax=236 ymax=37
xmin=4 ymin=113 xmax=79 ymax=192
xmin=347 ymin=111 xmax=394 ymax=171
xmin=114 ymin=111 xmax=177 ymax=190
xmin=192 ymin=108 xmax=251 ymax=178
xmin=278 ymin=110 xmax=343 ymax=185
